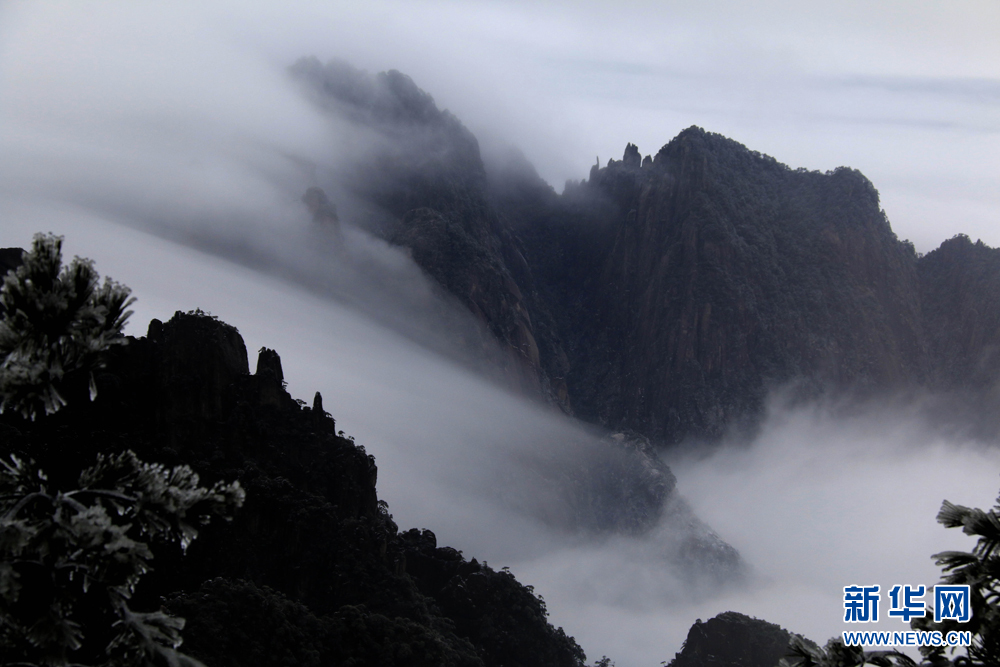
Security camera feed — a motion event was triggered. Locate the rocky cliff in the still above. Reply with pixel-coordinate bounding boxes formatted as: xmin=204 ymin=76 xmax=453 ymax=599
xmin=551 ymin=132 xmax=999 ymax=443
xmin=540 ymin=129 xmax=928 ymax=442
xmin=291 ymin=58 xmax=573 ymax=412
xmin=291 ymin=60 xmax=1000 ymax=446
xmin=919 ymin=234 xmax=1000 ymax=392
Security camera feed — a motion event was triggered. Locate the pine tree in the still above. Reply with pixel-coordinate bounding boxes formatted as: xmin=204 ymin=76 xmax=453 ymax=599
xmin=0 ymin=233 xmax=133 ymax=420
xmin=0 ymin=450 xmax=244 ymax=666
xmin=911 ymin=496 xmax=1000 ymax=666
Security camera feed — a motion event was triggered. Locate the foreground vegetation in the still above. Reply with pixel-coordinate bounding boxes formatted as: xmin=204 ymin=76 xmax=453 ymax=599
xmin=0 ymin=235 xmax=586 ymax=666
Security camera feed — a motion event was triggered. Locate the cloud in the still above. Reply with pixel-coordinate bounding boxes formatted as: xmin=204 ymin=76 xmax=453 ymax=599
xmin=2 ymin=1 xmax=999 ymax=252
xmin=6 ymin=204 xmax=998 ymax=666
xmin=515 ymin=397 xmax=1000 ymax=665
xmin=2 ymin=3 xmax=1000 ymax=665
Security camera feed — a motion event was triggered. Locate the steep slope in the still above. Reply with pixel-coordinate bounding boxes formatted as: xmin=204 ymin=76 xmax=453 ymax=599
xmin=290 ymin=58 xmax=573 ymax=411
xmin=0 ymin=311 xmax=588 ymax=667
xmin=457 ymin=126 xmax=1000 ymax=445
xmin=919 ymin=234 xmax=1000 ymax=392
xmin=290 ymin=61 xmax=1000 ymax=446
xmin=548 ymin=129 xmax=927 ymax=442
xmin=916 ymin=234 xmax=1000 ymax=439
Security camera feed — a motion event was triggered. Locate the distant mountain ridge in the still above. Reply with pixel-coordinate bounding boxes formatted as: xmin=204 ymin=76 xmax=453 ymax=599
xmin=293 ymin=58 xmax=1000 ymax=445
xmin=291 ymin=58 xmax=569 ymax=408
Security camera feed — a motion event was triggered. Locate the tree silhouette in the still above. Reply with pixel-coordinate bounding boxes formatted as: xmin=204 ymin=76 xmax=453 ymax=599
xmin=0 ymin=450 xmax=244 ymax=666
xmin=0 ymin=233 xmax=133 ymax=420
xmin=780 ymin=634 xmax=916 ymax=667
xmin=910 ymin=495 xmax=1000 ymax=665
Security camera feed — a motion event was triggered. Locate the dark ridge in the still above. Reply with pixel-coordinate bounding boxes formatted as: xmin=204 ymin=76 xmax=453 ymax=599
xmin=292 ymin=58 xmax=576 ymax=413
xmin=556 ymin=126 xmax=925 ymax=442
xmin=0 ymin=311 xmax=587 ymax=667
xmin=291 ymin=62 xmax=1000 ymax=446
xmin=918 ymin=233 xmax=1000 ymax=391
xmin=667 ymin=611 xmax=801 ymax=667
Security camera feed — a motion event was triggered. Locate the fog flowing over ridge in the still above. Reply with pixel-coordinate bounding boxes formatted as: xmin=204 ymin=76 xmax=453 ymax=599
xmin=3 ymin=4 xmax=1000 ymax=666
xmin=5 ymin=214 xmax=1000 ymax=666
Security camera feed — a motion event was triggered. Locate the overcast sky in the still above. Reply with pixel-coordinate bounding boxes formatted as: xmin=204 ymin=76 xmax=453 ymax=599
xmin=1 ymin=3 xmax=999 ymax=664
xmin=1 ymin=0 xmax=997 ymax=252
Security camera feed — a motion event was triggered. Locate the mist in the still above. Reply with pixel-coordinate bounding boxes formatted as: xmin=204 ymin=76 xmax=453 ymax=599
xmin=5 ymin=212 xmax=998 ymax=665
xmin=2 ymin=3 xmax=1000 ymax=666
xmin=3 ymin=2 xmax=999 ymax=251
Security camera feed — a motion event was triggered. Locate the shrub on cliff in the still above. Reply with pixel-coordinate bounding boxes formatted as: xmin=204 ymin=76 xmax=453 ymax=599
xmin=0 ymin=233 xmax=133 ymax=420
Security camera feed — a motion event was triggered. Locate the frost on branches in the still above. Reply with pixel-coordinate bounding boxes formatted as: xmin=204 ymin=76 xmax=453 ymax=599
xmin=0 ymin=233 xmax=134 ymax=420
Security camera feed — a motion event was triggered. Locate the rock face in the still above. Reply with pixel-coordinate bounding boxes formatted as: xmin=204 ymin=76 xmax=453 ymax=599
xmin=919 ymin=234 xmax=1000 ymax=392
xmin=667 ymin=611 xmax=795 ymax=667
xmin=290 ymin=57 xmax=573 ymax=412
xmin=524 ymin=135 xmax=1000 ymax=444
xmin=544 ymin=129 xmax=928 ymax=442
xmin=0 ymin=311 xmax=588 ymax=667
xmin=292 ymin=60 xmax=1000 ymax=446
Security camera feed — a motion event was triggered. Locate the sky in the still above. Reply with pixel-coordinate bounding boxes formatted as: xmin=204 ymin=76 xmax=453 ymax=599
xmin=2 ymin=2 xmax=1000 ymax=665
xmin=1 ymin=1 xmax=998 ymax=251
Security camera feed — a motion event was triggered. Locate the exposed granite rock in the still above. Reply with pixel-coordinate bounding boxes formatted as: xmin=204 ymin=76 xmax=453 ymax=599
xmin=919 ymin=234 xmax=1000 ymax=392
xmin=493 ymin=130 xmax=1000 ymax=443
xmin=560 ymin=128 xmax=927 ymax=442
xmin=291 ymin=58 xmax=573 ymax=413
xmin=254 ymin=346 xmax=284 ymax=382
xmin=151 ymin=311 xmax=250 ymax=431
xmin=623 ymin=142 xmax=641 ymax=169
xmin=291 ymin=63 xmax=1000 ymax=446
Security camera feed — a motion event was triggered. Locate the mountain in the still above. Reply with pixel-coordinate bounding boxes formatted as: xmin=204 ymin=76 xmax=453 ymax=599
xmin=666 ymin=612 xmax=799 ymax=667
xmin=919 ymin=234 xmax=1000 ymax=389
xmin=292 ymin=60 xmax=1000 ymax=445
xmin=0 ymin=310 xmax=586 ymax=667
xmin=290 ymin=58 xmax=573 ymax=412
xmin=516 ymin=130 xmax=926 ymax=443
xmin=0 ymin=304 xmax=742 ymax=665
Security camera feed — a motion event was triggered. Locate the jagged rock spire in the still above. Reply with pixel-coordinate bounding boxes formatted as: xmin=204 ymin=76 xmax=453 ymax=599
xmin=622 ymin=142 xmax=641 ymax=168
xmin=255 ymin=347 xmax=284 ymax=383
